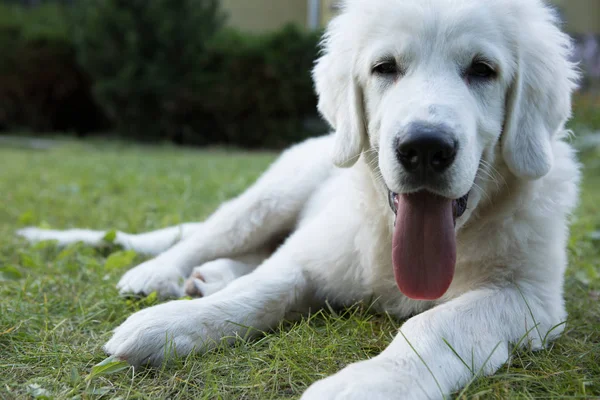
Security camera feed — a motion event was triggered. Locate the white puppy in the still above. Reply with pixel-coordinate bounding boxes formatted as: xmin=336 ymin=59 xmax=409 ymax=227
xmin=19 ymin=0 xmax=580 ymax=398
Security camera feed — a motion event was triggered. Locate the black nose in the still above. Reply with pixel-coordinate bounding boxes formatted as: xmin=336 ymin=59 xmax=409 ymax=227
xmin=396 ymin=122 xmax=458 ymax=174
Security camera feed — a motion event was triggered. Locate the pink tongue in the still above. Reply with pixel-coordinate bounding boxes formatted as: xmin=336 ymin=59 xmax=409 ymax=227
xmin=392 ymin=192 xmax=456 ymax=300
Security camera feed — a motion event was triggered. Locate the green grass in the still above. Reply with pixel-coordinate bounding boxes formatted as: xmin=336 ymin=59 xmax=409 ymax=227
xmin=1 ymin=119 xmax=599 ymax=399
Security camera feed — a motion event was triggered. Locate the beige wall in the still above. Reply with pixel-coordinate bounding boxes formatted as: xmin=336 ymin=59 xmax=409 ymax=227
xmin=221 ymin=0 xmax=600 ymax=34
xmin=319 ymin=0 xmax=600 ymax=34
xmin=221 ymin=0 xmax=308 ymax=32
xmin=551 ymin=0 xmax=600 ymax=34
xmin=320 ymin=0 xmax=339 ymax=27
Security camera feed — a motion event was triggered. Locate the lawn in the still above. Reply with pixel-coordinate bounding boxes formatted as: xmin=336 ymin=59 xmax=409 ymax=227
xmin=1 ymin=103 xmax=599 ymax=399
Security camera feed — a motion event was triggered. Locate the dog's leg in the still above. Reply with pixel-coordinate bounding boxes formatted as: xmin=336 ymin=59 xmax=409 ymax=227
xmin=103 ymin=191 xmax=365 ymax=366
xmin=183 ymin=251 xmax=270 ymax=298
xmin=116 ymin=135 xmax=335 ymax=298
xmin=17 ymin=223 xmax=202 ymax=255
xmin=103 ymin=236 xmax=321 ymax=366
xmin=302 ymin=280 xmax=567 ymax=399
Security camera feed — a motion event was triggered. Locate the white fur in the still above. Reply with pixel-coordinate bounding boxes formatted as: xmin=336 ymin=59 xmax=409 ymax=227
xmin=18 ymin=0 xmax=580 ymax=398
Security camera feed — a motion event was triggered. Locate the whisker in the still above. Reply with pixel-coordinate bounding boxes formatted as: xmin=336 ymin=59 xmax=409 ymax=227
xmin=476 ymin=169 xmax=501 ymax=190
xmin=472 ymin=181 xmax=491 ymax=203
xmin=479 ymin=160 xmax=507 ymax=188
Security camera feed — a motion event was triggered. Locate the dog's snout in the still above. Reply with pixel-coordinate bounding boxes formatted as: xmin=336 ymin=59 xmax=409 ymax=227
xmin=396 ymin=122 xmax=458 ymax=174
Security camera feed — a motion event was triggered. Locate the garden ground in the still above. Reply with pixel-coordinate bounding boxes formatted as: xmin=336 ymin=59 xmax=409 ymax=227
xmin=1 ymin=104 xmax=599 ymax=398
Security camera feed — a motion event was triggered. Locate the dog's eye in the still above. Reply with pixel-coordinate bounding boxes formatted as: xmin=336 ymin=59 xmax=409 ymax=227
xmin=467 ymin=60 xmax=496 ymax=79
xmin=372 ymin=61 xmax=398 ymax=76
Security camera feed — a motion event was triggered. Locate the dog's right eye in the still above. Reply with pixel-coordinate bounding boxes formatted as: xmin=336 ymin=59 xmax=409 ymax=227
xmin=372 ymin=61 xmax=398 ymax=76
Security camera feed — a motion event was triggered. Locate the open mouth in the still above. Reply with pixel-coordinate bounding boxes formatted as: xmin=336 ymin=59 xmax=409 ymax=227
xmin=388 ymin=191 xmax=470 ymax=223
xmin=386 ymin=190 xmax=470 ymax=301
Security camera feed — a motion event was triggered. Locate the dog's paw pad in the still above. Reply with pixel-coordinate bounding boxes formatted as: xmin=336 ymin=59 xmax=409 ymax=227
xmin=184 ymin=272 xmax=206 ymax=298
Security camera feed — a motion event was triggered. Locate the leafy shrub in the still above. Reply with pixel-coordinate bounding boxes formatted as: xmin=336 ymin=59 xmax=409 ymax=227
xmin=0 ymin=2 xmax=325 ymax=147
xmin=173 ymin=25 xmax=324 ymax=147
xmin=71 ymin=0 xmax=226 ymax=142
xmin=0 ymin=3 xmax=107 ymax=133
xmin=0 ymin=2 xmax=69 ymax=42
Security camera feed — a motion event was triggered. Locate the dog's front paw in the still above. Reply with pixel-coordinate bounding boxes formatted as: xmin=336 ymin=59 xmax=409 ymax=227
xmin=183 ymin=259 xmax=248 ymax=298
xmin=117 ymin=257 xmax=186 ymax=298
xmin=104 ymin=299 xmax=214 ymax=366
xmin=302 ymin=359 xmax=428 ymax=400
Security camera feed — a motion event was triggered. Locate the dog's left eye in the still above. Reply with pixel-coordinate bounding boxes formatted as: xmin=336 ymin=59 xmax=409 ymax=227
xmin=467 ymin=60 xmax=496 ymax=79
xmin=372 ymin=61 xmax=398 ymax=76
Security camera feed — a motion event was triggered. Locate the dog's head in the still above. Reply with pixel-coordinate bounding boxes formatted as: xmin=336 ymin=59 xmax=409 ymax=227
xmin=313 ymin=0 xmax=578 ymax=300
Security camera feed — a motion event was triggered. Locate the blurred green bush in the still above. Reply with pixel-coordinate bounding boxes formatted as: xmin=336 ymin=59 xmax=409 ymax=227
xmin=0 ymin=3 xmax=108 ymax=133
xmin=179 ymin=26 xmax=323 ymax=147
xmin=0 ymin=1 xmax=325 ymax=147
xmin=71 ymin=0 xmax=226 ymax=143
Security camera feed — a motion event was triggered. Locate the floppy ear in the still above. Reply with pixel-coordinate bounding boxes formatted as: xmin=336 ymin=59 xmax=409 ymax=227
xmin=501 ymin=8 xmax=579 ymax=180
xmin=313 ymin=31 xmax=367 ymax=168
